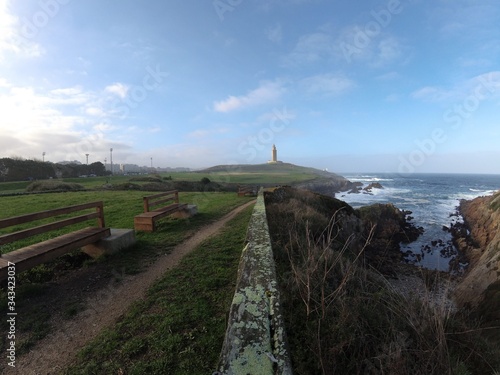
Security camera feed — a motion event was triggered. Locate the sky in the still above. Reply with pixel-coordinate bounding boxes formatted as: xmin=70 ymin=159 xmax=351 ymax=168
xmin=1 ymin=0 xmax=500 ymax=174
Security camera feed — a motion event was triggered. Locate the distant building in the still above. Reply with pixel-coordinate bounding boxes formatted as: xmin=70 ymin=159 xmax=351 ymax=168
xmin=268 ymin=144 xmax=283 ymax=164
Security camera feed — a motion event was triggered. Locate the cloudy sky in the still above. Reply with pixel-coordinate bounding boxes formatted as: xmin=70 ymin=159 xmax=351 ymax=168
xmin=1 ymin=0 xmax=500 ymax=174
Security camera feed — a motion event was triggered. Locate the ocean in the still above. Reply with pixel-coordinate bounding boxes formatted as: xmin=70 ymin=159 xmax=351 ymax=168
xmin=336 ymin=173 xmax=500 ymax=272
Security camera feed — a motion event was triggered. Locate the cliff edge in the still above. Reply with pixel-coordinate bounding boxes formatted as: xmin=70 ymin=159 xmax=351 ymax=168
xmin=453 ymin=191 xmax=500 ymax=311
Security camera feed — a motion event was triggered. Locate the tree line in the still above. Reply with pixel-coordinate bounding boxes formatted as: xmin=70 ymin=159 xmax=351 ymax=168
xmin=0 ymin=158 xmax=109 ymax=182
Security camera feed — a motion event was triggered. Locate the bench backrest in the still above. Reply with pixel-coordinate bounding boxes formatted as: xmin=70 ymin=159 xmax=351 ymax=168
xmin=143 ymin=190 xmax=179 ymax=212
xmin=0 ymin=201 xmax=106 ymax=246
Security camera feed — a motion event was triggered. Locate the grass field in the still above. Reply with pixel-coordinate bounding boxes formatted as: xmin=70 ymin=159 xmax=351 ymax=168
xmin=0 ymin=190 xmax=254 ymax=360
xmin=0 ymin=162 xmax=332 ymax=372
xmin=0 ymin=190 xmax=251 ymax=266
xmin=0 ymin=162 xmax=329 ymax=195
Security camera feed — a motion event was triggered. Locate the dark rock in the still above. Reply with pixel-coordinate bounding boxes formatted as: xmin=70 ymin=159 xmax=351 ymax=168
xmin=265 ymin=186 xmax=422 ymax=278
xmin=363 ymin=182 xmax=384 ymax=192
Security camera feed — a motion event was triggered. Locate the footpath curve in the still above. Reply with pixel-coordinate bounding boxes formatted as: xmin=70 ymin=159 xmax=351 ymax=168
xmin=12 ymin=200 xmax=256 ymax=375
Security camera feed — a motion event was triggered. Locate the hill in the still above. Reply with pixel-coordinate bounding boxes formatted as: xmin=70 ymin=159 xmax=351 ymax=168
xmin=200 ymin=162 xmax=357 ymax=194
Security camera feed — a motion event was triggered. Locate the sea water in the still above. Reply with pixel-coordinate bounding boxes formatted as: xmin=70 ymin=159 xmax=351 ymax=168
xmin=337 ymin=173 xmax=500 ymax=272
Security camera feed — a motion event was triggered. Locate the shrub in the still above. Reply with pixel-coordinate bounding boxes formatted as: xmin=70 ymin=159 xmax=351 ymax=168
xmin=26 ymin=180 xmax=84 ymax=192
xmin=265 ymin=187 xmax=500 ymax=374
xmin=110 ymin=183 xmax=142 ymax=190
xmin=489 ymin=192 xmax=500 ymax=212
xmin=128 ymin=176 xmax=162 ymax=183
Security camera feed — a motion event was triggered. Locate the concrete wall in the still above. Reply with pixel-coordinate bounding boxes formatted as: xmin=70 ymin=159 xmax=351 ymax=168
xmin=216 ymin=189 xmax=293 ymax=375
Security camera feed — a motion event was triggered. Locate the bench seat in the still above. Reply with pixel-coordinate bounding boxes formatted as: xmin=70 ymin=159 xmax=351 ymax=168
xmin=0 ymin=227 xmax=110 ymax=280
xmin=134 ymin=203 xmax=188 ymax=232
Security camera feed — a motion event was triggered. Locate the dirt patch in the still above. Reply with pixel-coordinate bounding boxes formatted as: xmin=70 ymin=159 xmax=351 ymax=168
xmin=9 ymin=200 xmax=255 ymax=375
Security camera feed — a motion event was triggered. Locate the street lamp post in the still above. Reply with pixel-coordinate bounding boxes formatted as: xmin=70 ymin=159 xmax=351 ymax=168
xmin=110 ymin=148 xmax=113 ymax=175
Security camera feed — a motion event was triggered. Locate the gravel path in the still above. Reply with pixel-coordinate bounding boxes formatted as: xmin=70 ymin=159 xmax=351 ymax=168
xmin=11 ymin=200 xmax=255 ymax=375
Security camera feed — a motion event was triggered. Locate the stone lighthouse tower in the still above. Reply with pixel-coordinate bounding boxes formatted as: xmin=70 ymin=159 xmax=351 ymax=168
xmin=272 ymin=144 xmax=277 ymax=163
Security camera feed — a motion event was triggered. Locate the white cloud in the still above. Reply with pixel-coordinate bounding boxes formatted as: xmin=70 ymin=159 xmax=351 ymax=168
xmin=86 ymin=107 xmax=106 ymax=117
xmin=257 ymin=107 xmax=296 ymax=123
xmin=0 ymin=0 xmax=44 ymax=60
xmin=266 ymin=23 xmax=282 ymax=43
xmin=285 ymin=32 xmax=333 ymax=65
xmin=411 ymin=86 xmax=449 ymax=102
xmin=385 ymin=93 xmax=400 ymax=102
xmin=432 ymin=2 xmax=499 ymax=40
xmin=0 ymin=82 xmax=140 ymax=162
xmin=105 ymin=83 xmax=129 ymax=99
xmin=300 ymin=73 xmax=355 ymax=96
xmin=285 ymin=24 xmax=406 ymax=68
xmin=375 ymin=71 xmax=400 ymax=80
xmin=213 ymin=81 xmax=285 ymax=113
xmin=412 ymin=71 xmax=500 ymax=102
xmin=147 ymin=126 xmax=162 ymax=133
xmin=0 ymin=77 xmax=11 ymax=88
xmin=373 ymin=37 xmax=402 ymax=67
xmin=335 ymin=25 xmax=405 ymax=67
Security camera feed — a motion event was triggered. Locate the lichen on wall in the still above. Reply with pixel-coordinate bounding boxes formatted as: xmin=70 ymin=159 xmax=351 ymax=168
xmin=217 ymin=189 xmax=293 ymax=375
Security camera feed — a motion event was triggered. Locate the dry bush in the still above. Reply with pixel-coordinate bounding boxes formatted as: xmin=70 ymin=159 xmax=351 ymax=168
xmin=265 ymin=187 xmax=500 ymax=374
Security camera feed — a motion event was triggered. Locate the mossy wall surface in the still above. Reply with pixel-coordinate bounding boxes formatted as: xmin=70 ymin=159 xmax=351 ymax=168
xmin=217 ymin=189 xmax=293 ymax=375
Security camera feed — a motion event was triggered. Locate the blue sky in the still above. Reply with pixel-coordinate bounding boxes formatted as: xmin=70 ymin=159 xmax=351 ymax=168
xmin=1 ymin=0 xmax=500 ymax=174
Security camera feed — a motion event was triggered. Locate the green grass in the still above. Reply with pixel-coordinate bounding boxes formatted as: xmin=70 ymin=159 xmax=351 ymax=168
xmin=490 ymin=191 xmax=500 ymax=212
xmin=0 ymin=180 xmax=32 ymax=193
xmin=0 ymin=190 xmax=253 ymax=359
xmin=0 ymin=189 xmax=251 ymax=276
xmin=0 ymin=190 xmax=246 ymax=232
xmin=0 ymin=162 xmax=336 ymax=195
xmin=64 ymin=203 xmax=254 ymax=375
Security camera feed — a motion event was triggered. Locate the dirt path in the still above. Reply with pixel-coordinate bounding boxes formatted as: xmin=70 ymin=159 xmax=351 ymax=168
xmin=11 ymin=200 xmax=255 ymax=375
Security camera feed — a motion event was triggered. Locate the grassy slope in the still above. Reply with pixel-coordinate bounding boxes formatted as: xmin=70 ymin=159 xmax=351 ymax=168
xmin=199 ymin=162 xmax=343 ymax=184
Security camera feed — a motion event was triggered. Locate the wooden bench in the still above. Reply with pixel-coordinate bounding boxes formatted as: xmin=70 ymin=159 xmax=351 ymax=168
xmin=0 ymin=201 xmax=110 ymax=281
xmin=237 ymin=185 xmax=257 ymax=197
xmin=134 ymin=190 xmax=188 ymax=232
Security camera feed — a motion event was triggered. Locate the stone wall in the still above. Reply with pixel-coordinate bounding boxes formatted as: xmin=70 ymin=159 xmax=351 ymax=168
xmin=216 ymin=189 xmax=293 ymax=375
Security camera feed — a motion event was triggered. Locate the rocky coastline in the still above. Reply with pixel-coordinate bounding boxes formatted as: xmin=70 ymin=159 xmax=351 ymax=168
xmin=265 ymin=186 xmax=423 ymax=276
xmin=451 ymin=191 xmax=500 ymax=316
